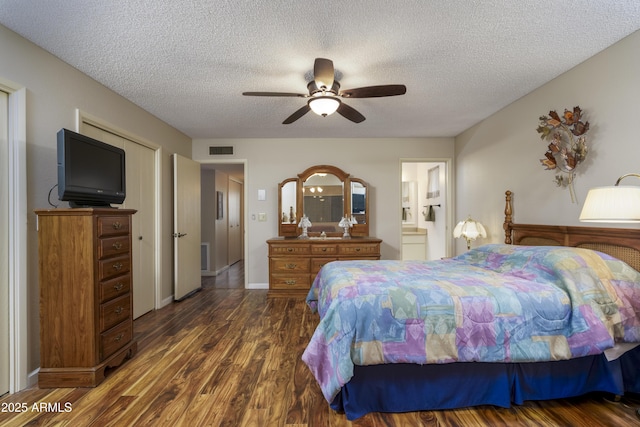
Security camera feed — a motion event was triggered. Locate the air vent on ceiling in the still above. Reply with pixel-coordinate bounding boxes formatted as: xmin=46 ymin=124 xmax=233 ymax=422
xmin=209 ymin=146 xmax=234 ymax=155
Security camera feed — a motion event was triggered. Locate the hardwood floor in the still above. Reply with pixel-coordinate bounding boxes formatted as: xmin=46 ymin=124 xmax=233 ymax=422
xmin=2 ymin=261 xmax=640 ymax=426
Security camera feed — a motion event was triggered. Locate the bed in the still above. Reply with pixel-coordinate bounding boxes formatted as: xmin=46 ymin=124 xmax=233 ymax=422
xmin=302 ymin=190 xmax=640 ymax=420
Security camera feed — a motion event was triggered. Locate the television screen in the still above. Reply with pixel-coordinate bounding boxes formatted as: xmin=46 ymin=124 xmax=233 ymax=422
xmin=57 ymin=128 xmax=126 ymax=207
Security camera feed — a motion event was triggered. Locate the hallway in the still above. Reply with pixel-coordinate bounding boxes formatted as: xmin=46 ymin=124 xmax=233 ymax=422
xmin=201 ymin=260 xmax=244 ymax=289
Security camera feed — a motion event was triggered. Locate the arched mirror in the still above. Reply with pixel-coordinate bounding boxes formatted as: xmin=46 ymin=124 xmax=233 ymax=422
xmin=303 ymin=172 xmax=344 ymax=231
xmin=277 ymin=165 xmax=369 ymax=237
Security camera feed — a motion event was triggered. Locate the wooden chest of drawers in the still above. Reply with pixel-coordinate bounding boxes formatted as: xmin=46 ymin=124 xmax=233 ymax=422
xmin=36 ymin=208 xmax=137 ymax=388
xmin=267 ymin=237 xmax=382 ymax=297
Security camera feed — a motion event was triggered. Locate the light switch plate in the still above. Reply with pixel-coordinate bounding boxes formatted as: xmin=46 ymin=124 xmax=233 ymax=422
xmin=258 ymin=189 xmax=266 ymax=201
xmin=258 ymin=212 xmax=267 ymax=222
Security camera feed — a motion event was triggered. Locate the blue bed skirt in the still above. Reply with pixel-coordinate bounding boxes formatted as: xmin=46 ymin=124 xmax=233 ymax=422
xmin=330 ymin=345 xmax=640 ymax=420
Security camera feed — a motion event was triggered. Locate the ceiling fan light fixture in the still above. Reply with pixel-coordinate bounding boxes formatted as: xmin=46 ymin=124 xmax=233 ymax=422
xmin=308 ymin=96 xmax=341 ymax=117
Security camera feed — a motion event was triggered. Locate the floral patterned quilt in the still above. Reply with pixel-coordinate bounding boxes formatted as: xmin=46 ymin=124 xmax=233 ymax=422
xmin=302 ymin=244 xmax=640 ymax=403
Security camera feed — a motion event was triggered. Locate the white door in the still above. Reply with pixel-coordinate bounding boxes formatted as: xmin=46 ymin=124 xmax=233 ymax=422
xmin=124 ymin=141 xmax=156 ymax=318
xmin=173 ymin=154 xmax=202 ymax=300
xmin=228 ymin=179 xmax=242 ymax=265
xmin=0 ymin=90 xmax=9 ymax=395
xmin=81 ymin=124 xmax=156 ymax=318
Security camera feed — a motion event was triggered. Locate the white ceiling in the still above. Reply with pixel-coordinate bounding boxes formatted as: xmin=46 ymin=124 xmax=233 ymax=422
xmin=2 ymin=1 xmax=640 ymax=139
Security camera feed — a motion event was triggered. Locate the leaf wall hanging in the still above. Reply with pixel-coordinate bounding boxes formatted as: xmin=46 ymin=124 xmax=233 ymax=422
xmin=536 ymin=106 xmax=589 ymax=203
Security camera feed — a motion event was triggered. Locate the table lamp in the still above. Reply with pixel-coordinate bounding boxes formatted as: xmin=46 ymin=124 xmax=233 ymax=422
xmin=454 ymin=216 xmax=487 ymax=250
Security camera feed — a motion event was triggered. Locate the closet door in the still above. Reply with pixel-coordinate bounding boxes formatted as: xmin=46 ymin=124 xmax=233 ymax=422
xmin=81 ymin=125 xmax=156 ymax=319
xmin=124 ymin=141 xmax=156 ymax=318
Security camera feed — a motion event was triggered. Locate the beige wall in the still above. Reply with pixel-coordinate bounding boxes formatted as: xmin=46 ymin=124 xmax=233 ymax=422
xmin=0 ymin=25 xmax=191 ymax=376
xmin=193 ymin=138 xmax=455 ymax=285
xmin=455 ymin=29 xmax=640 ymax=254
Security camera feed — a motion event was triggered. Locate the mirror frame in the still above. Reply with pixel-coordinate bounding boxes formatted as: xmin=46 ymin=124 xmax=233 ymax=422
xmin=277 ymin=165 xmax=370 ymax=237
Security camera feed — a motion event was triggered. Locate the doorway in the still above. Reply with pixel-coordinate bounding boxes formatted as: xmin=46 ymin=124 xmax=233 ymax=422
xmin=400 ymin=159 xmax=453 ymax=260
xmin=200 ymin=162 xmax=247 ymax=286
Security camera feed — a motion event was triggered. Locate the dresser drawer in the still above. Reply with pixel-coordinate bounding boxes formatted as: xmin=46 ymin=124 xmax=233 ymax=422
xmin=311 ymin=244 xmax=338 ymax=255
xmin=269 ymin=243 xmax=310 ymax=256
xmin=99 ymin=274 xmax=131 ymax=303
xmin=100 ymin=294 xmax=131 ymax=332
xmin=100 ymin=320 xmax=132 ymax=360
xmin=98 ymin=235 xmax=130 ymax=259
xmin=270 ymin=274 xmax=310 ymax=290
xmin=97 ymin=215 xmax=130 ymax=237
xmin=271 ymin=258 xmax=310 ymax=273
xmin=311 ymin=258 xmax=338 ymax=274
xmin=98 ymin=255 xmax=131 ymax=281
xmin=338 ymin=243 xmax=380 ymax=256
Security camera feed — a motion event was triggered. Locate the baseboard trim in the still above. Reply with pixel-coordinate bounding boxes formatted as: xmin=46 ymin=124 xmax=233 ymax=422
xmin=246 ymin=282 xmax=268 ymax=290
xmin=200 ymin=265 xmax=230 ymax=277
xmin=27 ymin=368 xmax=39 ymax=388
xmin=159 ymin=295 xmax=174 ymax=308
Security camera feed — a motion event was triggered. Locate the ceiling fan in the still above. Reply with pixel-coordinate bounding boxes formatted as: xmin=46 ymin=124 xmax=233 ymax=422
xmin=243 ymin=58 xmax=407 ymax=124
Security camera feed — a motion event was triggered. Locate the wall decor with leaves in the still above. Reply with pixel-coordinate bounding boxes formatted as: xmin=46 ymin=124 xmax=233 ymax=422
xmin=537 ymin=106 xmax=590 ymax=203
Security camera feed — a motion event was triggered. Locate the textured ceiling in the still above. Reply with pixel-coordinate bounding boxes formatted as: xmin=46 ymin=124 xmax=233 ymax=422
xmin=2 ymin=1 xmax=640 ymax=139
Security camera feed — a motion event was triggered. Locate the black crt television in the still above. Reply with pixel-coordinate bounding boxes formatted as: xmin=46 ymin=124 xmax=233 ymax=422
xmin=57 ymin=128 xmax=126 ymax=208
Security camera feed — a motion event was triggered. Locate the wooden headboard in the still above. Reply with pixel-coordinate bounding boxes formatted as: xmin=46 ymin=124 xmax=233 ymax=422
xmin=503 ymin=190 xmax=640 ymax=272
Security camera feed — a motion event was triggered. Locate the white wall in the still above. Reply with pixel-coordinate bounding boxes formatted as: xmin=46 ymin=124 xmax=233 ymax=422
xmin=454 ymin=29 xmax=640 ymax=255
xmin=193 ymin=138 xmax=455 ymax=286
xmin=0 ymin=25 xmax=191 ymax=377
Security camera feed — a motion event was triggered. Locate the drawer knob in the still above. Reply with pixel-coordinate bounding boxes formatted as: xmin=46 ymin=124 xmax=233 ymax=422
xmin=285 ymin=280 xmax=297 ymax=285
xmin=112 ymin=242 xmax=123 ymax=250
xmin=286 ymin=263 xmax=297 ymax=269
xmin=287 ymin=248 xmax=293 ymax=252
xmin=356 ymin=247 xmax=361 ymax=252
xmin=322 ymin=248 xmax=327 ymax=252
xmin=114 ymin=283 xmax=124 ymax=291
xmin=112 ymin=221 xmax=122 ymax=230
xmin=112 ymin=262 xmax=124 ymax=271
xmin=114 ymin=333 xmax=124 ymax=342
xmin=115 ymin=306 xmax=124 ymax=315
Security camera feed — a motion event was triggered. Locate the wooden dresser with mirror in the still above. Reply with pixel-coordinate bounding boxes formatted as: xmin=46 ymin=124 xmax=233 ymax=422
xmin=267 ymin=165 xmax=382 ymax=297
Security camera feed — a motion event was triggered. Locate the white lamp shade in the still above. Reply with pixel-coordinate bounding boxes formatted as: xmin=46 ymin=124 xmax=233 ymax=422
xmin=308 ymin=96 xmax=340 ymax=116
xmin=579 ymin=186 xmax=640 ymax=223
xmin=453 ymin=218 xmax=487 ymax=240
xmin=298 ymin=216 xmax=312 ymax=228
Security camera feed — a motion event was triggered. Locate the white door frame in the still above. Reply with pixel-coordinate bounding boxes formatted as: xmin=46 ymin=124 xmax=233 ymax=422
xmin=1 ymin=77 xmax=27 ymax=392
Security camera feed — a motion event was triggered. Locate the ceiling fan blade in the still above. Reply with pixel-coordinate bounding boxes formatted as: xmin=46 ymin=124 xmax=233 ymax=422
xmin=314 ymin=58 xmax=334 ymax=89
xmin=283 ymin=104 xmax=311 ymax=124
xmin=336 ymin=103 xmax=365 ymax=123
xmin=339 ymin=84 xmax=407 ymax=98
xmin=243 ymin=91 xmax=307 ymax=97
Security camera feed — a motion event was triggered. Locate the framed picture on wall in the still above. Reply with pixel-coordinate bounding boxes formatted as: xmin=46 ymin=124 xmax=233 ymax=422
xmin=216 ymin=191 xmax=224 ymax=219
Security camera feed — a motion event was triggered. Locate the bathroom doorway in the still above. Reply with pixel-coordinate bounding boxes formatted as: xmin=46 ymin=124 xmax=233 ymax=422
xmin=400 ymin=159 xmax=452 ymax=260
